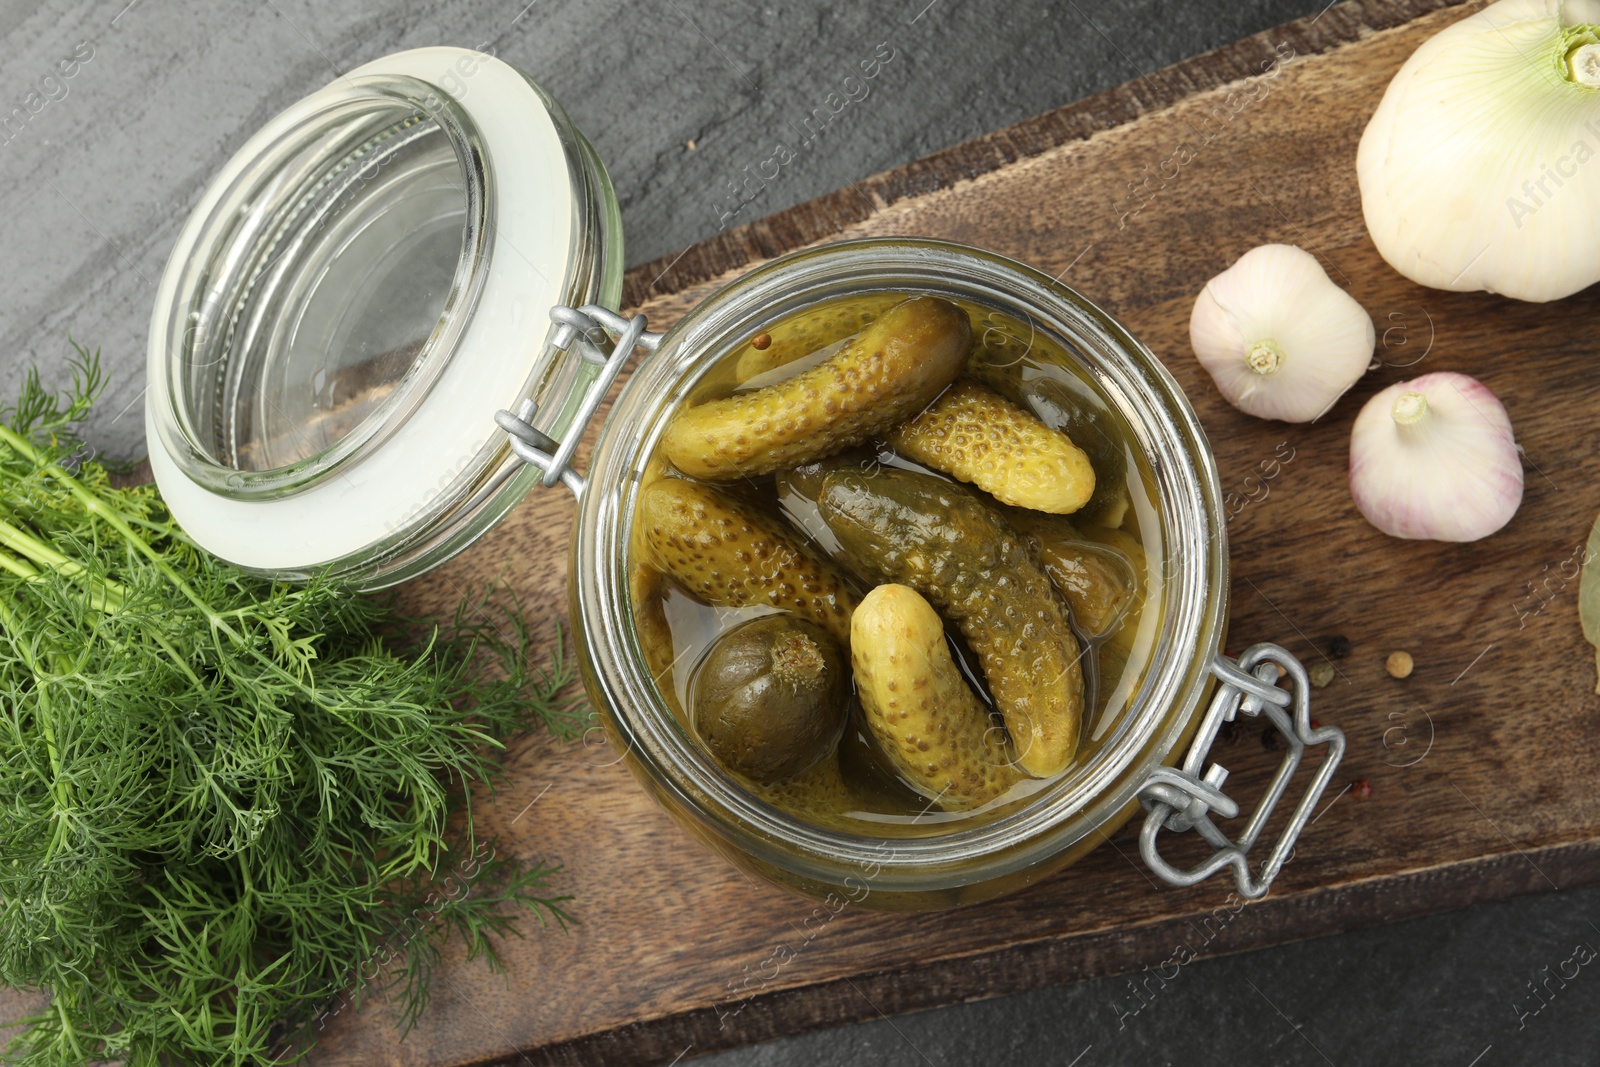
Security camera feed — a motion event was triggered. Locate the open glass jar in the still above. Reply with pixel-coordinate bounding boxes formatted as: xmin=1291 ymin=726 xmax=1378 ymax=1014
xmin=147 ymin=47 xmax=1344 ymax=910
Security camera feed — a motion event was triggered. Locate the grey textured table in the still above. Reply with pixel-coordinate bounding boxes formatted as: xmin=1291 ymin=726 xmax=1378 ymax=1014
xmin=2 ymin=1 xmax=1597 ymax=1064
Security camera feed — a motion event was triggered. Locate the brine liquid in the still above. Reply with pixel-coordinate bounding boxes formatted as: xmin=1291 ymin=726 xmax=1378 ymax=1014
xmin=630 ymin=292 xmax=1165 ymax=833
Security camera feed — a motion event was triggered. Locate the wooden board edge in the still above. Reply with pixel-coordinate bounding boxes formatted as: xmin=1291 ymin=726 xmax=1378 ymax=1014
xmin=618 ymin=0 xmax=1473 ymax=311
xmin=479 ymin=840 xmax=1600 ymax=1066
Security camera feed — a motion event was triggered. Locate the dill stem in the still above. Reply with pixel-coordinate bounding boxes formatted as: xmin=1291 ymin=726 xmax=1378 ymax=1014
xmin=0 ymin=516 xmax=72 ymax=570
xmin=52 ymin=994 xmax=84 ymax=1062
xmin=0 ymin=597 xmax=74 ymax=860
xmin=0 ymin=547 xmax=40 ymax=580
xmin=0 ymin=425 xmax=202 ymax=610
xmin=0 ymin=423 xmax=310 ymax=690
xmin=0 ymin=537 xmax=193 ymax=682
xmin=150 ymin=627 xmax=205 ymax=691
xmin=0 ymin=515 xmax=126 ymax=614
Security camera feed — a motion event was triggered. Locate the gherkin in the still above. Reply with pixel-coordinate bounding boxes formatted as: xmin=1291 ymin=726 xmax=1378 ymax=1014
xmin=819 ymin=466 xmax=1084 ymax=778
xmin=661 ymin=296 xmax=970 ymax=481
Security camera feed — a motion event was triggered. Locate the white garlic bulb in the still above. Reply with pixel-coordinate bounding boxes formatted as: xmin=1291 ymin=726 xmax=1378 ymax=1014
xmin=1349 ymin=372 xmax=1524 ymax=542
xmin=1189 ymin=244 xmax=1375 ymax=422
xmin=1357 ymin=0 xmax=1600 ymax=302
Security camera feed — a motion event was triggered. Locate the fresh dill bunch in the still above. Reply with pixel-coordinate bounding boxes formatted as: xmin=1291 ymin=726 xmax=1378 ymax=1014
xmin=0 ymin=347 xmax=585 ymax=1065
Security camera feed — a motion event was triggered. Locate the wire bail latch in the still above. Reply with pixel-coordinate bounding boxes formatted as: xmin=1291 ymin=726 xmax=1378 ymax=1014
xmin=495 ymin=305 xmax=662 ymax=497
xmin=1137 ymin=643 xmax=1347 ymax=899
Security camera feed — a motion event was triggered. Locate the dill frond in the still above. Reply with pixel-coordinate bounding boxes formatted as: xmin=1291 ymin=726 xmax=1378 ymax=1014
xmin=0 ymin=349 xmax=581 ymax=1065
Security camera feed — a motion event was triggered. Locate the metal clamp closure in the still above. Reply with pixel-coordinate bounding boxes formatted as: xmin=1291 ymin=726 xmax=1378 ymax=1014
xmin=1137 ymin=643 xmax=1346 ymax=899
xmin=495 ymin=304 xmax=662 ymax=497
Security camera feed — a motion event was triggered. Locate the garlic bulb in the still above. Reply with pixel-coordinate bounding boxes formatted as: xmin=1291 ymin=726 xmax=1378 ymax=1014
xmin=1189 ymin=244 xmax=1375 ymax=422
xmin=1358 ymin=0 xmax=1600 ymax=302
xmin=1349 ymin=372 xmax=1524 ymax=542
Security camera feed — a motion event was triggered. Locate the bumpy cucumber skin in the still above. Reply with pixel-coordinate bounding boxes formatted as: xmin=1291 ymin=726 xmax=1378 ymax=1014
xmin=734 ymin=292 xmax=907 ymax=383
xmin=639 ymin=478 xmax=858 ymax=648
xmin=630 ymin=564 xmax=684 ymax=717
xmin=743 ymin=754 xmax=857 ymax=827
xmin=885 ymin=379 xmax=1095 ymax=514
xmin=968 ymin=344 xmax=1131 ymax=525
xmin=662 ymin=297 xmax=971 ymax=481
xmin=818 ymin=467 xmax=1083 ymax=777
xmin=852 ymin=584 xmax=1022 ymax=810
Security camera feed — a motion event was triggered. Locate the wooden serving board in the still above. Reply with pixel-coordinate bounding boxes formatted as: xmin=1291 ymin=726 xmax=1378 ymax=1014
xmin=12 ymin=0 xmax=1600 ymax=1062
xmin=316 ymin=1 xmax=1600 ymax=1062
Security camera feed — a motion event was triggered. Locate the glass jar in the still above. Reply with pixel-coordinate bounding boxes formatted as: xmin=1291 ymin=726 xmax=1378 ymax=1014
xmin=146 ymin=47 xmax=622 ymax=586
xmin=147 ymin=47 xmax=1344 ymax=910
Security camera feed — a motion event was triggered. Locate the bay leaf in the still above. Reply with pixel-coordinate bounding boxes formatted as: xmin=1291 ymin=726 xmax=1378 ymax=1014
xmin=1581 ymin=510 xmax=1600 ymax=693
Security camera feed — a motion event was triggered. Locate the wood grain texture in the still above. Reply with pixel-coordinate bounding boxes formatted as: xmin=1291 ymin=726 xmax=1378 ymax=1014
xmin=16 ymin=0 xmax=1600 ymax=1063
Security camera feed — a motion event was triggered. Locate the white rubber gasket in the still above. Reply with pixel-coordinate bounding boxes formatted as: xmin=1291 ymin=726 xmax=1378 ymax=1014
xmin=147 ymin=47 xmax=572 ymax=570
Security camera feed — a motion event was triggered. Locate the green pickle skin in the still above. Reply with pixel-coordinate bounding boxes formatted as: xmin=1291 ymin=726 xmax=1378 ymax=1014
xmin=638 ymin=478 xmax=859 ymax=649
xmin=818 ymin=467 xmax=1085 ymax=778
xmin=852 ymin=584 xmax=1023 ymax=810
xmin=1000 ymin=506 xmax=1138 ymax=641
xmin=661 ymin=296 xmax=971 ymax=481
xmin=690 ymin=615 xmax=849 ymax=784
xmin=733 ymin=292 xmax=908 ymax=382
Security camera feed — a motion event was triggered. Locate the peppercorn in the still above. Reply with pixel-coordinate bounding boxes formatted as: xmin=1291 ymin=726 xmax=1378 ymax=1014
xmin=1386 ymin=650 xmax=1414 ymax=679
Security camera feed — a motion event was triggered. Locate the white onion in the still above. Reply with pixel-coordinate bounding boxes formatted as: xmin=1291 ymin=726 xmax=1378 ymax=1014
xmin=1358 ymin=0 xmax=1600 ymax=302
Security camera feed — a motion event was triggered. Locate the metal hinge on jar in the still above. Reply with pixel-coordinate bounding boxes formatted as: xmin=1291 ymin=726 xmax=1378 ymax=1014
xmin=1138 ymin=644 xmax=1346 ymax=899
xmin=495 ymin=305 xmax=662 ymax=497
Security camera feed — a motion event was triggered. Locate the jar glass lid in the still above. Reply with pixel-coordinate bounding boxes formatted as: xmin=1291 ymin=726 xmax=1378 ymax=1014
xmin=166 ymin=77 xmax=487 ymax=491
xmin=147 ymin=48 xmax=588 ymax=576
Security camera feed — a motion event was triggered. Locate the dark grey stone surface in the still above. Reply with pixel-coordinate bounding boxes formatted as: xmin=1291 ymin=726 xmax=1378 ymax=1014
xmin=1 ymin=1 xmax=1593 ymax=1064
xmin=0 ymin=0 xmax=1329 ymax=461
xmin=701 ymin=884 xmax=1600 ymax=1067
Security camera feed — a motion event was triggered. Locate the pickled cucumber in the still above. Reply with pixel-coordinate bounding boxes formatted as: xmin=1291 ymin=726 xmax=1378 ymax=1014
xmin=852 ymin=584 xmax=1023 ymax=810
xmin=734 ymin=292 xmax=907 ymax=383
xmin=777 ymin=447 xmax=881 ymax=503
xmin=818 ymin=467 xmax=1084 ymax=777
xmin=1074 ymin=521 xmax=1151 ymax=671
xmin=691 ymin=615 xmax=848 ymax=783
xmin=773 ymin=448 xmax=882 ymax=564
xmin=661 ymin=296 xmax=971 ymax=481
xmin=1002 ymin=509 xmax=1137 ymax=640
xmin=745 ymin=754 xmax=856 ymax=827
xmin=630 ymin=564 xmax=684 ymax=715
xmin=1013 ymin=374 xmax=1131 ymax=527
xmin=884 ymin=378 xmax=1095 ymax=515
xmin=967 ymin=334 xmax=1131 ymax=526
xmin=639 ymin=477 xmax=858 ymax=647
